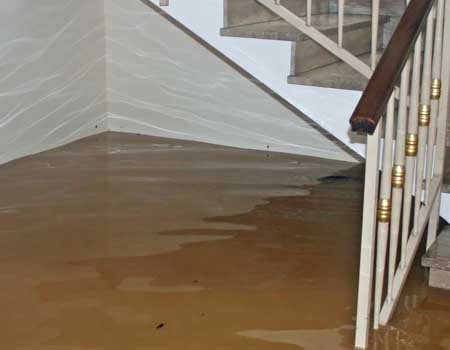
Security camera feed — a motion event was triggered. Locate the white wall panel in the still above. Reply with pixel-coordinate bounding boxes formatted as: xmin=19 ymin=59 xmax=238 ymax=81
xmin=0 ymin=0 xmax=107 ymax=164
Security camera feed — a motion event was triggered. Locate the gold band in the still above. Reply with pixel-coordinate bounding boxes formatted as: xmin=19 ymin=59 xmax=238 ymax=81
xmin=392 ymin=165 xmax=406 ymax=188
xmin=377 ymin=199 xmax=391 ymax=223
xmin=431 ymin=79 xmax=441 ymax=100
xmin=418 ymin=104 xmax=431 ymax=127
xmin=405 ymin=133 xmax=418 ymax=157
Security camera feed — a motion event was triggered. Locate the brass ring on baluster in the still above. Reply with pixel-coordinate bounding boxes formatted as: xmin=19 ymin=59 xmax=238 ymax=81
xmin=392 ymin=165 xmax=405 ymax=189
xmin=418 ymin=104 xmax=431 ymax=127
xmin=377 ymin=198 xmax=391 ymax=223
xmin=405 ymin=133 xmax=418 ymax=157
xmin=431 ymin=79 xmax=441 ymax=100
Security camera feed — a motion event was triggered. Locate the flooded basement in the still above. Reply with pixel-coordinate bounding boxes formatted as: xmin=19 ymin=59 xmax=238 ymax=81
xmin=0 ymin=133 xmax=448 ymax=350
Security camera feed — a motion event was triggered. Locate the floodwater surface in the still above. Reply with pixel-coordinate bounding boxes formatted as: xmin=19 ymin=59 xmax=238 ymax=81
xmin=0 ymin=133 xmax=448 ymax=350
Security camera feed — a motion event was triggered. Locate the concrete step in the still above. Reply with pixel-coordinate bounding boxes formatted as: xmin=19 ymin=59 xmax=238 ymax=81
xmin=422 ymin=227 xmax=450 ymax=291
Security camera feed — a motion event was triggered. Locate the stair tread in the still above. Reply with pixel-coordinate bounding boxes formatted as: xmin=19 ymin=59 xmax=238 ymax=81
xmin=422 ymin=227 xmax=450 ymax=271
xmin=221 ymin=13 xmax=380 ymax=42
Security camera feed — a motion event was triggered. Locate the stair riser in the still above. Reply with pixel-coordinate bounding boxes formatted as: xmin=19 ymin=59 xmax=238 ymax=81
xmin=291 ymin=25 xmax=380 ymax=74
xmin=224 ymin=0 xmax=330 ymax=28
xmin=287 ymin=72 xmax=368 ymax=91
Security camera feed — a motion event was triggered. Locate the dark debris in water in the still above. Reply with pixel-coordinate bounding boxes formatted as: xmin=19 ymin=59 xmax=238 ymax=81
xmin=318 ymin=175 xmax=356 ymax=183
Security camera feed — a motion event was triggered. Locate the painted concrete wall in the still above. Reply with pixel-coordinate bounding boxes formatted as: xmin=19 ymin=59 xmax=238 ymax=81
xmin=0 ymin=0 xmax=107 ymax=165
xmin=105 ymin=0 xmax=357 ymax=162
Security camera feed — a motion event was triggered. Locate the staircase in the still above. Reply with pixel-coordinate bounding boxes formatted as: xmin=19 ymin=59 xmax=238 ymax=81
xmin=220 ymin=0 xmax=402 ymax=90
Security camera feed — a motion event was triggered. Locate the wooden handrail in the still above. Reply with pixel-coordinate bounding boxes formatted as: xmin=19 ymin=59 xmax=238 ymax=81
xmin=350 ymin=0 xmax=435 ymax=134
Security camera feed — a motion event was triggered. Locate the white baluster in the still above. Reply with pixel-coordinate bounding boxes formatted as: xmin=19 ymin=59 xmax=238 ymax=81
xmin=354 ymin=123 xmax=382 ymax=349
xmin=401 ymin=33 xmax=422 ymax=268
xmin=307 ymin=0 xmax=312 ymax=26
xmin=413 ymin=12 xmax=435 ymax=236
xmin=373 ymin=96 xmax=395 ymax=329
xmin=338 ymin=0 xmax=345 ymax=47
xmin=371 ymin=0 xmax=381 ymax=69
xmin=388 ymin=58 xmax=411 ymax=301
xmin=425 ymin=0 xmax=444 ymax=209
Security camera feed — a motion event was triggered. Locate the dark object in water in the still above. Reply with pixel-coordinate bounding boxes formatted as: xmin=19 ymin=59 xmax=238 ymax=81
xmin=318 ymin=175 xmax=354 ymax=183
xmin=156 ymin=323 xmax=165 ymax=330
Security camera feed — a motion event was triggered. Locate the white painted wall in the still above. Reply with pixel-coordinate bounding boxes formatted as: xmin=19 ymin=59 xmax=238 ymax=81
xmin=0 ymin=0 xmax=107 ymax=165
xmin=0 ymin=0 xmax=359 ymax=165
xmin=105 ymin=0 xmax=357 ymax=162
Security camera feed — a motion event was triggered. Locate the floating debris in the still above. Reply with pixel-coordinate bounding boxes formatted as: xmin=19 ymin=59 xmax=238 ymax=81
xmin=317 ymin=175 xmax=354 ymax=183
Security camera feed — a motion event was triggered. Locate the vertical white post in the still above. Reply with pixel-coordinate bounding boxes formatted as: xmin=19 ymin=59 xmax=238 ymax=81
xmin=371 ymin=0 xmax=381 ymax=69
xmin=425 ymin=0 xmax=444 ymax=205
xmin=307 ymin=0 xmax=312 ymax=26
xmin=373 ymin=97 xmax=395 ymax=329
xmin=401 ymin=33 xmax=423 ymax=267
xmin=413 ymin=13 xmax=435 ymax=234
xmin=338 ymin=0 xmax=345 ymax=47
xmin=355 ymin=124 xmax=382 ymax=349
xmin=388 ymin=60 xmax=410 ymax=301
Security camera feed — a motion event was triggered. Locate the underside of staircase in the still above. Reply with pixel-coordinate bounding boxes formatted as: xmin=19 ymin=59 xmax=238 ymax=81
xmin=220 ymin=0 xmax=403 ymax=90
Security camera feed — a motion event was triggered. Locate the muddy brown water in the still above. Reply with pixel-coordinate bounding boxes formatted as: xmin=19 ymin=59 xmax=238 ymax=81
xmin=0 ymin=133 xmax=448 ymax=350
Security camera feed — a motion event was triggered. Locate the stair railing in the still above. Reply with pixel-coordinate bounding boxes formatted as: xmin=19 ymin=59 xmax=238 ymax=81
xmin=259 ymin=0 xmax=382 ymax=78
xmin=350 ymin=0 xmax=450 ymax=348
